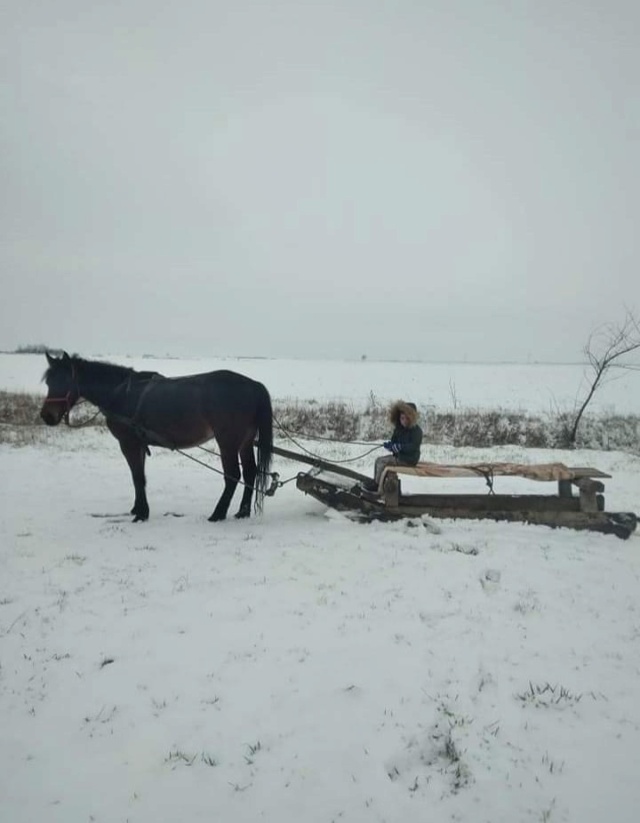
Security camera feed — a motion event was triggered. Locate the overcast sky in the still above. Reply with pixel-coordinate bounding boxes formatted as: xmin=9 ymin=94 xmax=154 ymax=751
xmin=2 ymin=1 xmax=639 ymax=362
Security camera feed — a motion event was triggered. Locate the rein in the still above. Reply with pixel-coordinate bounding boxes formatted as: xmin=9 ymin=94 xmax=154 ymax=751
xmin=64 ymin=401 xmax=104 ymax=429
xmin=45 ymin=366 xmax=369 ymax=498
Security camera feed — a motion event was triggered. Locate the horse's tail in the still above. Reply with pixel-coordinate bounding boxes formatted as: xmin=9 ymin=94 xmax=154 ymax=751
xmin=254 ymin=381 xmax=274 ymax=512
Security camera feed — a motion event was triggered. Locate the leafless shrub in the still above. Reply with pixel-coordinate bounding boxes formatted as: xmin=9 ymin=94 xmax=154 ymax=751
xmin=560 ymin=310 xmax=640 ymax=447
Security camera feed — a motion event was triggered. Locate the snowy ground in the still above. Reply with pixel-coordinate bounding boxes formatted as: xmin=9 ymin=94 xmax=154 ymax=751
xmin=2 ymin=352 xmax=640 ymax=413
xmin=1 ymin=423 xmax=639 ymax=823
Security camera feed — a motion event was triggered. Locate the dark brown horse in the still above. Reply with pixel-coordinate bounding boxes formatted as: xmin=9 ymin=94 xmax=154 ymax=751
xmin=40 ymin=352 xmax=274 ymax=522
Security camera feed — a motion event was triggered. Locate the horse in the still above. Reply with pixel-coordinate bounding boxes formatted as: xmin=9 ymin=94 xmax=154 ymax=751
xmin=40 ymin=352 xmax=274 ymax=523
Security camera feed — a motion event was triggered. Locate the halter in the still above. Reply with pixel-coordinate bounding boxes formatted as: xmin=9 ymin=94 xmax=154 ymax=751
xmin=42 ymin=362 xmax=80 ymax=423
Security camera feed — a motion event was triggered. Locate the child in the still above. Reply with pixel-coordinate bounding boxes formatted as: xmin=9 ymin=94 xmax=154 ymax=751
xmin=363 ymin=401 xmax=422 ymax=491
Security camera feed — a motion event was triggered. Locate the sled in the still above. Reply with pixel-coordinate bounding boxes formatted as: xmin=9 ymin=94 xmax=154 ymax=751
xmin=271 ymin=446 xmax=638 ymax=540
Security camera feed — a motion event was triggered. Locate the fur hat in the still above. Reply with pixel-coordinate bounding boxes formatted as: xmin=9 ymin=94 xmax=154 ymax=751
xmin=388 ymin=400 xmax=419 ymax=427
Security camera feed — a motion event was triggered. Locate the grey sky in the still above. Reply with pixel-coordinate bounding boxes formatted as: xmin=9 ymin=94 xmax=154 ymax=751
xmin=2 ymin=1 xmax=639 ymax=361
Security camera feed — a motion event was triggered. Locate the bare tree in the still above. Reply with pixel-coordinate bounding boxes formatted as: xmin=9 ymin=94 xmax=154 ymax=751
xmin=565 ymin=310 xmax=640 ymax=446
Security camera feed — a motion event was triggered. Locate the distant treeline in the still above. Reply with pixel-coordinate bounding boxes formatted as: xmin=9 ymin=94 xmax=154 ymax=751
xmin=13 ymin=344 xmax=50 ymax=354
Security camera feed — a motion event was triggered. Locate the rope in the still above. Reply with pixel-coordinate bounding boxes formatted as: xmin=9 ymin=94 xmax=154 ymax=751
xmin=170 ymin=446 xmax=281 ymax=496
xmin=60 ymin=397 xmax=381 ymax=493
xmin=275 ymin=428 xmax=382 ymax=447
xmin=470 ymin=466 xmax=495 ymax=494
xmin=62 ymin=397 xmax=382 ymax=466
xmin=190 ymin=426 xmax=377 ymax=489
xmin=273 ymin=413 xmax=383 ymax=464
xmin=64 ymin=400 xmax=104 ymax=429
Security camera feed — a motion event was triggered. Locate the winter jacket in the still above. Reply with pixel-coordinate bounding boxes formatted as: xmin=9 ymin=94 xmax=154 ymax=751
xmin=388 ymin=401 xmax=423 ymax=465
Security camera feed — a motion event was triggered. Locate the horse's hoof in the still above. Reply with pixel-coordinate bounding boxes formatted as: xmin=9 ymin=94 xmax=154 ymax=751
xmin=234 ymin=509 xmax=250 ymax=519
xmin=208 ymin=512 xmax=226 ymax=522
xmin=132 ymin=513 xmax=149 ymax=523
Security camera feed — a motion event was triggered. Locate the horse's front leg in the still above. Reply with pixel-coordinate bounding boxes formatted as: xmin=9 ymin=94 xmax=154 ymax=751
xmin=109 ymin=423 xmax=150 ymax=522
xmin=125 ymin=445 xmax=149 ymax=522
xmin=209 ymin=450 xmax=240 ymax=522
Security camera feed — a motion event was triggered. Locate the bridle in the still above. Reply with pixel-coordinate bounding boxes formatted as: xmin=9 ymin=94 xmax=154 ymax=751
xmin=42 ymin=363 xmax=80 ymax=424
xmin=41 ymin=392 xmax=74 ymax=423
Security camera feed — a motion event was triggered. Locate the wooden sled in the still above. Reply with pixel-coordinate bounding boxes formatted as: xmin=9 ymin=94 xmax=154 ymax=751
xmin=290 ymin=455 xmax=638 ymax=540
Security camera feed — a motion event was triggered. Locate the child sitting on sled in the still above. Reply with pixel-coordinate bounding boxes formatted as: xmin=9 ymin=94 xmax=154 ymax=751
xmin=362 ymin=401 xmax=423 ymax=491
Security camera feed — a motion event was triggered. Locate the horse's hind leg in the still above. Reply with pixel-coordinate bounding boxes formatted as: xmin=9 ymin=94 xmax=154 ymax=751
xmin=209 ymin=449 xmax=240 ymax=522
xmin=235 ymin=441 xmax=257 ymax=519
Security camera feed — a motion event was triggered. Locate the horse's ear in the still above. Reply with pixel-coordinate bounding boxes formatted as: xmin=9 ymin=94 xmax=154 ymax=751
xmin=46 ymin=351 xmax=55 ymax=366
xmin=62 ymin=351 xmax=71 ymax=362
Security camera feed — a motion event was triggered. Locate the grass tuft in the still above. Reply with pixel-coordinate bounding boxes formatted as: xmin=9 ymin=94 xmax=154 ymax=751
xmin=165 ymin=749 xmax=197 ymax=766
xmin=517 ymin=681 xmax=585 ymax=708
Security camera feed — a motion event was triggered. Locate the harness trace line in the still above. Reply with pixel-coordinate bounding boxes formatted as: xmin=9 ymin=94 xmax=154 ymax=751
xmin=90 ymin=396 xmax=283 ymax=497
xmin=47 ymin=365 xmax=395 ymax=496
xmin=57 ymin=397 xmax=382 ymax=495
xmin=273 ymin=414 xmax=382 ymax=464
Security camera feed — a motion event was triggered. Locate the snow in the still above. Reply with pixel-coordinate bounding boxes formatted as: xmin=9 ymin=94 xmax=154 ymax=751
xmin=2 ymin=352 xmax=640 ymax=413
xmin=1 ymin=357 xmax=640 ymax=823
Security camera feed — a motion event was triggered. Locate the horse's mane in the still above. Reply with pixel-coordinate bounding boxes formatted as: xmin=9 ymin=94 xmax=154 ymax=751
xmin=75 ymin=355 xmax=133 ymax=375
xmin=43 ymin=353 xmax=138 ymax=382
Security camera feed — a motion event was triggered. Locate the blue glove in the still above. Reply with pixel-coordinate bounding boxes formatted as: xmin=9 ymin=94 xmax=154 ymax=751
xmin=391 ymin=443 xmax=402 ymax=455
xmin=383 ymin=441 xmax=393 ymax=451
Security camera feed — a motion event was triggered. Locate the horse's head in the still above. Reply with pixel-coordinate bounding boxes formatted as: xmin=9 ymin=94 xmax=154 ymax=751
xmin=40 ymin=351 xmax=79 ymax=426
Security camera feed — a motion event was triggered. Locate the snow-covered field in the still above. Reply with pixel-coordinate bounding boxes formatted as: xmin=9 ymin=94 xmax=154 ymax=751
xmin=1 ymin=355 xmax=640 ymax=822
xmin=2 ymin=351 xmax=640 ymax=413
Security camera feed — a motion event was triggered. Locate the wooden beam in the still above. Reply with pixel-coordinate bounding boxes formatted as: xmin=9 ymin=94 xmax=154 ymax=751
xmin=566 ymin=467 xmax=611 ymax=479
xmin=271 ymin=444 xmax=371 ymax=484
xmin=397 ymin=493 xmax=581 ymax=512
xmin=382 ymin=473 xmax=400 ymax=508
xmin=558 ymin=479 xmax=574 ymax=498
xmin=573 ymin=477 xmax=606 ymax=494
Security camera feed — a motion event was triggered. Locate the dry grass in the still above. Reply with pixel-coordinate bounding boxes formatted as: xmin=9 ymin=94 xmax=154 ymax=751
xmin=0 ymin=391 xmax=43 ymax=427
xmin=2 ymin=391 xmax=639 ymax=451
